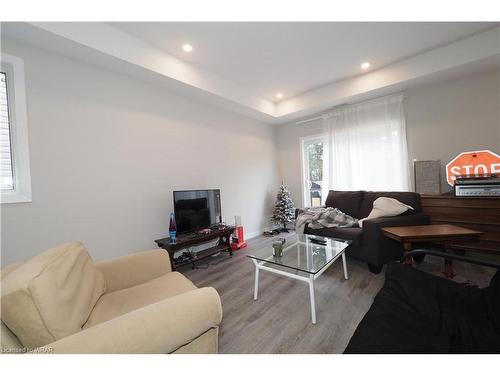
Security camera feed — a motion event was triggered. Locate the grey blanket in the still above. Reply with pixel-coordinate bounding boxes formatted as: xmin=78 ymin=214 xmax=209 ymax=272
xmin=295 ymin=207 xmax=358 ymax=234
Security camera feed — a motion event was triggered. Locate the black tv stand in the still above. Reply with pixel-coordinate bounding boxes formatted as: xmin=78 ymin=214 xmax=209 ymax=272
xmin=155 ymin=226 xmax=235 ymax=270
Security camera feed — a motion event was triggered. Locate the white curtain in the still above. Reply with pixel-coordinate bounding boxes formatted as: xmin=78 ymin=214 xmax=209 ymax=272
xmin=322 ymin=94 xmax=410 ymax=195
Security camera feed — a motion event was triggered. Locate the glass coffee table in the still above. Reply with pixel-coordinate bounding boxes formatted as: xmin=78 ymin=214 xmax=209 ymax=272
xmin=247 ymin=234 xmax=351 ymax=324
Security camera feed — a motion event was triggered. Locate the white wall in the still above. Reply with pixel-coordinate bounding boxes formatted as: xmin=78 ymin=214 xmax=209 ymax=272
xmin=405 ymin=68 xmax=500 ymax=191
xmin=276 ymin=118 xmax=323 ymax=208
xmin=1 ymin=38 xmax=279 ymax=265
xmin=276 ymin=68 xmax=500 ymax=206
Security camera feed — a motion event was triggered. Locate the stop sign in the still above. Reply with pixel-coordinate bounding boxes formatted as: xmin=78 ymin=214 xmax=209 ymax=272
xmin=446 ymin=150 xmax=500 ymax=186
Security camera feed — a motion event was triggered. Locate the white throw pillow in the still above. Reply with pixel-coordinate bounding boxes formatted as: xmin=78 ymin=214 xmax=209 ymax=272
xmin=358 ymin=197 xmax=413 ymax=228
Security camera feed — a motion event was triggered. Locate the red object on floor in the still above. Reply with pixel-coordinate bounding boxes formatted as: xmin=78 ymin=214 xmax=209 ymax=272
xmin=231 ymin=226 xmax=247 ymax=250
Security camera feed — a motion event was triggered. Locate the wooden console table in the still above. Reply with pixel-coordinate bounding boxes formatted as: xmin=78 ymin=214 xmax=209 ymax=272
xmin=382 ymin=224 xmax=482 ymax=278
xmin=155 ymin=226 xmax=235 ymax=270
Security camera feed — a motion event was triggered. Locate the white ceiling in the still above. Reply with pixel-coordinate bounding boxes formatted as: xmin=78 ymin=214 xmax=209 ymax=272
xmin=111 ymin=22 xmax=496 ymax=101
xmin=3 ymin=22 xmax=500 ymax=123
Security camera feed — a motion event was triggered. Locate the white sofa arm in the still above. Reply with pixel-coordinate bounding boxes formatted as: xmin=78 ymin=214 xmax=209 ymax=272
xmin=39 ymin=287 xmax=222 ymax=354
xmin=96 ymin=249 xmax=171 ymax=292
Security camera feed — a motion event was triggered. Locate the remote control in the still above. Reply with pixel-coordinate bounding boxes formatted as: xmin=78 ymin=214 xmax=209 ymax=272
xmin=310 ymin=238 xmax=327 ymax=245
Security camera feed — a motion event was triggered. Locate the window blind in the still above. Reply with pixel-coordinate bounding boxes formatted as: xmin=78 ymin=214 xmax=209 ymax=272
xmin=1 ymin=71 xmax=14 ymax=191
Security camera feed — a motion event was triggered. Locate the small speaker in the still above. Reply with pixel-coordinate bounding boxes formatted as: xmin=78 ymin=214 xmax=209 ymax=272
xmin=414 ymin=160 xmax=441 ymax=195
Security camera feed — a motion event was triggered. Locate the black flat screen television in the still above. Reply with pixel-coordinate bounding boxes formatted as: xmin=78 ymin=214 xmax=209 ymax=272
xmin=173 ymin=189 xmax=222 ymax=233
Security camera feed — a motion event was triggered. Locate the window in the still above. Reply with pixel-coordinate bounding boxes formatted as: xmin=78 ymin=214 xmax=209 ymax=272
xmin=1 ymin=54 xmax=31 ymax=203
xmin=300 ymin=135 xmax=325 ymax=207
xmin=1 ymin=72 xmax=14 ymax=190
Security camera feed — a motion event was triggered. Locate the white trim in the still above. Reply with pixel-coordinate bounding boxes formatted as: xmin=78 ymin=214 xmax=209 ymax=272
xmin=245 ymin=227 xmax=271 ymax=240
xmin=296 ymin=115 xmax=323 ymax=125
xmin=295 ymin=93 xmax=405 ymax=125
xmin=300 ymin=134 xmax=325 ymax=207
xmin=1 ymin=54 xmax=32 ymax=204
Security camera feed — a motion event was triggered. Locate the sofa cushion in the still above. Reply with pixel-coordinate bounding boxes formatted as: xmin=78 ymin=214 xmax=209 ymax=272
xmin=84 ymin=271 xmax=196 ymax=328
xmin=1 ymin=242 xmax=106 ymax=348
xmin=305 ymin=226 xmax=362 ymax=246
xmin=324 ymin=190 xmax=364 ymax=219
xmin=359 ymin=191 xmax=422 ymax=218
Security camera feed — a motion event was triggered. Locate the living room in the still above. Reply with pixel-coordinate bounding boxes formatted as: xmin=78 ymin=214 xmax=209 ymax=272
xmin=1 ymin=1 xmax=500 ymax=373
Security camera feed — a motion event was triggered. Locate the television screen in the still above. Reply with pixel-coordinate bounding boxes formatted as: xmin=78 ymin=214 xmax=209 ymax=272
xmin=173 ymin=189 xmax=221 ymax=233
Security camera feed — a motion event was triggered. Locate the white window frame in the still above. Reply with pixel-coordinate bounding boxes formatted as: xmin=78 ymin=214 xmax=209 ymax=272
xmin=300 ymin=134 xmax=325 ymax=208
xmin=1 ymin=54 xmax=31 ymax=204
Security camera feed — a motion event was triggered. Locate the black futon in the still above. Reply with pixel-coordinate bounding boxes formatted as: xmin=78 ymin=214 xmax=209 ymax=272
xmin=344 ymin=252 xmax=500 ymax=353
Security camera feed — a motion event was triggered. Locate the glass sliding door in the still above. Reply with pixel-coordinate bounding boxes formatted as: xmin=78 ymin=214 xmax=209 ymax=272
xmin=301 ymin=135 xmax=325 ymax=207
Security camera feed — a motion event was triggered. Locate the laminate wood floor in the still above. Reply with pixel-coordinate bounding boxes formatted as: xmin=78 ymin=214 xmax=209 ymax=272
xmin=180 ymin=231 xmax=496 ymax=354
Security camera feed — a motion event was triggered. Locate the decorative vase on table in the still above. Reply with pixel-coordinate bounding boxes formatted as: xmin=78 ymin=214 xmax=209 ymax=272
xmin=272 ymin=241 xmax=283 ymax=257
xmin=271 ymin=182 xmax=295 ymax=232
xmin=169 ymin=212 xmax=177 ymax=244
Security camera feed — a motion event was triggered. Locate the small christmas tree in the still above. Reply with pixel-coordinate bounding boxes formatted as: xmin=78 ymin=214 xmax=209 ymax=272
xmin=271 ymin=182 xmax=295 ymax=232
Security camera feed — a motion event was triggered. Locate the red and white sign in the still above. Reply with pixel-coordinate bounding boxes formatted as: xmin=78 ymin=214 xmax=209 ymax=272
xmin=446 ymin=150 xmax=500 ymax=186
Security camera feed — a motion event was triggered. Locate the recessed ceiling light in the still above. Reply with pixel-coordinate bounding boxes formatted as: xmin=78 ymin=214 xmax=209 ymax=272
xmin=182 ymin=44 xmax=193 ymax=52
xmin=276 ymin=93 xmax=283 ymax=99
xmin=361 ymin=62 xmax=371 ymax=70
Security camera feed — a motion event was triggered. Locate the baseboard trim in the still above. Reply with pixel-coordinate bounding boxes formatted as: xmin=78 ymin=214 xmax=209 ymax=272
xmin=246 ymin=227 xmax=271 ymax=240
xmin=241 ymin=226 xmax=297 ymax=240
